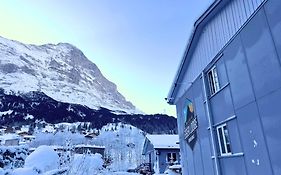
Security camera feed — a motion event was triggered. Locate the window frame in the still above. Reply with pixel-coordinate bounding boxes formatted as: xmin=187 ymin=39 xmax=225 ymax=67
xmin=207 ymin=66 xmax=220 ymax=95
xmin=166 ymin=152 xmax=177 ymax=163
xmin=216 ymin=123 xmax=232 ymax=156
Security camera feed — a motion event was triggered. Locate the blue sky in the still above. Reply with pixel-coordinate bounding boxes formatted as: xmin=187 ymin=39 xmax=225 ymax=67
xmin=0 ymin=0 xmax=213 ymax=116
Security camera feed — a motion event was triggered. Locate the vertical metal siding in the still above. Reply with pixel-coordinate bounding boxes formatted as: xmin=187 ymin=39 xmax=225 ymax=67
xmin=215 ymin=16 xmax=221 ymax=48
xmin=236 ymin=0 xmax=247 ymax=25
xmin=177 ymin=0 xmax=265 ymax=99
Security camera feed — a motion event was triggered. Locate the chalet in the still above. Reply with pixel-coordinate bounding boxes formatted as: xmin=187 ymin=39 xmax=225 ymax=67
xmin=4 ymin=127 xmax=15 ymax=134
xmin=84 ymin=132 xmax=98 ymax=139
xmin=167 ymin=0 xmax=281 ymax=174
xmin=142 ymin=135 xmax=180 ymax=174
xmin=0 ymin=134 xmax=20 ymax=146
xmin=17 ymin=131 xmax=29 ymax=137
xmin=0 ymin=126 xmax=5 ymax=135
xmin=74 ymin=144 xmax=105 ymax=157
xmin=21 ymin=135 xmax=36 ymax=143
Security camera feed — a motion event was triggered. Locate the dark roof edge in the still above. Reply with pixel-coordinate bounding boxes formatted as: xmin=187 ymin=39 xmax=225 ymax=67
xmin=166 ymin=0 xmax=223 ymax=105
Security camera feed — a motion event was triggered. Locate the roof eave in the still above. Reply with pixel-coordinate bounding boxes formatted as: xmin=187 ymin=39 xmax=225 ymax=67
xmin=166 ymin=0 xmax=229 ymax=105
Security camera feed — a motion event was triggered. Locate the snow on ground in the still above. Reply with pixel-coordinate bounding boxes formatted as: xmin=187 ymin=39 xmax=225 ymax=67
xmin=0 ymin=110 xmax=13 ymax=116
xmin=24 ymin=145 xmax=59 ymax=173
xmin=0 ymin=168 xmax=5 ymax=175
xmin=107 ymin=172 xmax=139 ymax=175
xmin=163 ymin=170 xmax=181 ymax=175
xmin=13 ymin=168 xmax=39 ymax=175
xmin=67 ymin=153 xmax=104 ymax=175
xmin=24 ymin=114 xmax=34 ymax=120
xmin=0 ymin=123 xmax=154 ymax=175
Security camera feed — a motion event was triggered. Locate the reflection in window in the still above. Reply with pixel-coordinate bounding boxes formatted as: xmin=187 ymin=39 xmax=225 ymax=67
xmin=216 ymin=124 xmax=232 ymax=156
xmin=208 ymin=66 xmax=220 ymax=95
xmin=167 ymin=152 xmax=177 ymax=163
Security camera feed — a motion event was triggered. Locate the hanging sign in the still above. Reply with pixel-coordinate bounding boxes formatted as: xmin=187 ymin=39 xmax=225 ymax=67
xmin=183 ymin=99 xmax=198 ymax=150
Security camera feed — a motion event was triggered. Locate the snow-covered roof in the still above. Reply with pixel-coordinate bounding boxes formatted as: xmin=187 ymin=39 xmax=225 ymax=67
xmin=146 ymin=135 xmax=179 ymax=149
xmin=23 ymin=135 xmax=36 ymax=138
xmin=74 ymin=144 xmax=105 ymax=149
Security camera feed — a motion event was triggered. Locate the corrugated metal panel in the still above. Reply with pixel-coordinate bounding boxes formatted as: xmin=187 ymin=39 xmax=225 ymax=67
xmin=177 ymin=0 xmax=265 ymax=100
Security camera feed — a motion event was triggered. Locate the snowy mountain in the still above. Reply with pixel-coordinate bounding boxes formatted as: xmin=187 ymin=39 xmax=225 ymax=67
xmin=0 ymin=36 xmax=136 ymax=113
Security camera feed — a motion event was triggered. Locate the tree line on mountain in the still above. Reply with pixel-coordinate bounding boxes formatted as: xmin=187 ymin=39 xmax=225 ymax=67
xmin=0 ymin=89 xmax=177 ymax=134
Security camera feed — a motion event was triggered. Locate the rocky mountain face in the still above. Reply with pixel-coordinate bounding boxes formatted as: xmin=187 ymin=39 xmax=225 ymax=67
xmin=0 ymin=36 xmax=136 ymax=113
xmin=0 ymin=90 xmax=178 ymax=134
xmin=0 ymin=36 xmax=178 ymax=134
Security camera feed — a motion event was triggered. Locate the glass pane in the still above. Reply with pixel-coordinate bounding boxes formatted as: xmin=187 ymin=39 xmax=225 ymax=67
xmin=226 ymin=143 xmax=232 ymax=153
xmin=213 ymin=67 xmax=220 ymax=92
xmin=218 ymin=127 xmax=226 ymax=154
xmin=223 ymin=126 xmax=231 ymax=153
xmin=173 ymin=153 xmax=177 ymax=161
xmin=216 ymin=59 xmax=228 ymax=87
xmin=208 ymin=71 xmax=215 ymax=94
xmin=223 ymin=126 xmax=229 ymax=142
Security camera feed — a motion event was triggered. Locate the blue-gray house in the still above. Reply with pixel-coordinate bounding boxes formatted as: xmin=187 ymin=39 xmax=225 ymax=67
xmin=167 ymin=0 xmax=281 ymax=175
xmin=142 ymin=135 xmax=180 ymax=174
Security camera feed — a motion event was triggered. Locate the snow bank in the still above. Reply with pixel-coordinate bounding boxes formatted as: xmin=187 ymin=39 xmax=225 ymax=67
xmin=67 ymin=153 xmax=103 ymax=175
xmin=43 ymin=168 xmax=68 ymax=175
xmin=13 ymin=168 xmax=39 ymax=175
xmin=164 ymin=165 xmax=182 ymax=175
xmin=24 ymin=145 xmax=59 ymax=173
xmin=111 ymin=172 xmax=139 ymax=175
xmin=164 ymin=169 xmax=181 ymax=175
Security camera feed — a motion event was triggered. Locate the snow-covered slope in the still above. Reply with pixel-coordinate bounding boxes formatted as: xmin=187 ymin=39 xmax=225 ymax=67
xmin=0 ymin=36 xmax=136 ymax=113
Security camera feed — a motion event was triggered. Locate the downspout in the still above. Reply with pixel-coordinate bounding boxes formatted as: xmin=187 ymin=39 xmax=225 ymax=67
xmin=201 ymin=72 xmax=220 ymax=175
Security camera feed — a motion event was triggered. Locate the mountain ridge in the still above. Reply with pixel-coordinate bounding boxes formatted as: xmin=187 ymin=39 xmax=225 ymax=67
xmin=0 ymin=36 xmax=138 ymax=114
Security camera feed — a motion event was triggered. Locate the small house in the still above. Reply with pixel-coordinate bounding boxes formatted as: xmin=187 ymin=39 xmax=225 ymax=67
xmin=4 ymin=127 xmax=14 ymax=134
xmin=142 ymin=135 xmax=180 ymax=174
xmin=22 ymin=135 xmax=36 ymax=143
xmin=74 ymin=144 xmax=105 ymax=157
xmin=0 ymin=126 xmax=6 ymax=135
xmin=0 ymin=134 xmax=20 ymax=146
xmin=84 ymin=132 xmax=98 ymax=139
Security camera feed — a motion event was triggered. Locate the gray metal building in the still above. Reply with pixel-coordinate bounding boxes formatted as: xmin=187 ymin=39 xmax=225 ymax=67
xmin=167 ymin=0 xmax=281 ymax=174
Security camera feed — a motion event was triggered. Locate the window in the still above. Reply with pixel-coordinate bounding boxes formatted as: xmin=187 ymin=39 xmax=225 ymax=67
xmin=216 ymin=124 xmax=232 ymax=156
xmin=208 ymin=66 xmax=220 ymax=95
xmin=167 ymin=152 xmax=177 ymax=163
